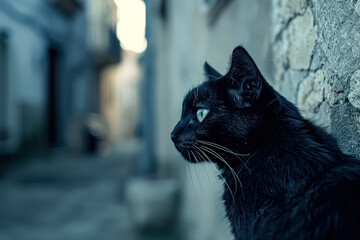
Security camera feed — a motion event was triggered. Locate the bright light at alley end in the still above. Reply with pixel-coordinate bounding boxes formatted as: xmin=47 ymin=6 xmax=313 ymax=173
xmin=114 ymin=0 xmax=147 ymax=54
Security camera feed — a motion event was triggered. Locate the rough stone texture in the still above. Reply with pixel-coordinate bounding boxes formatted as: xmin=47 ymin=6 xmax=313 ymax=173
xmin=356 ymin=0 xmax=360 ymax=15
xmin=277 ymin=69 xmax=308 ymax=104
xmin=272 ymin=0 xmax=360 ymax=158
xmin=271 ymin=3 xmax=317 ymax=86
xmin=297 ymin=69 xmax=328 ymax=113
xmin=331 ymin=104 xmax=360 ymax=156
xmin=287 ymin=8 xmax=317 ymax=69
xmin=348 ymin=70 xmax=360 ymax=109
xmin=272 ymin=0 xmax=308 ymax=41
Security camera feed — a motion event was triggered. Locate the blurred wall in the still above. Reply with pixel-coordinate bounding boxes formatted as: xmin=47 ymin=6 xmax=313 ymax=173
xmin=0 ymin=0 xmax=119 ymax=156
xmin=100 ymin=51 xmax=142 ymax=147
xmin=147 ymin=0 xmax=272 ymax=239
xmin=147 ymin=0 xmax=360 ymax=239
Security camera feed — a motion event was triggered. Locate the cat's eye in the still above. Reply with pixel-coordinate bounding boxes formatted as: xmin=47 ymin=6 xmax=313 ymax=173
xmin=196 ymin=108 xmax=209 ymax=122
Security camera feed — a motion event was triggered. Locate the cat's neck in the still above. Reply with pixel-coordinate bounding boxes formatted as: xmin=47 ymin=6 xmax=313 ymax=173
xmin=219 ymin=117 xmax=342 ymax=199
xmin=219 ymin=117 xmax=345 ymax=239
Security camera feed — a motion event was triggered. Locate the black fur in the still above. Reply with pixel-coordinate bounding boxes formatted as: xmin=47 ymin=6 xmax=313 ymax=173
xmin=171 ymin=46 xmax=360 ymax=240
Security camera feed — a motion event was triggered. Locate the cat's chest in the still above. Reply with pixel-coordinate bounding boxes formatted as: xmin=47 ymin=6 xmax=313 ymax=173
xmin=223 ymin=190 xmax=291 ymax=239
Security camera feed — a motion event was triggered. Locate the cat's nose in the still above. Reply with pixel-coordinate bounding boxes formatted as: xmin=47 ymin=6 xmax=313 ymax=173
xmin=171 ymin=132 xmax=178 ymax=142
xmin=171 ymin=129 xmax=179 ymax=142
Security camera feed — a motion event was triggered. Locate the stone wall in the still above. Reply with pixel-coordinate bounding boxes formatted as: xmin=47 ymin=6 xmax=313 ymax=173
xmin=272 ymin=0 xmax=360 ymax=158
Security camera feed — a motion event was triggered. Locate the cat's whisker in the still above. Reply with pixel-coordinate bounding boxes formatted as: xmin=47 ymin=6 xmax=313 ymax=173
xmin=193 ymin=146 xmax=224 ymax=187
xmin=184 ymin=158 xmax=197 ymax=198
xmin=204 ymin=74 xmax=220 ymax=79
xmin=191 ymin=150 xmax=207 ymax=191
xmin=230 ymin=73 xmax=237 ymax=84
xmin=186 ymin=150 xmax=204 ymax=203
xmin=197 ymin=140 xmax=250 ymax=156
xmin=194 ymin=148 xmax=206 ymax=162
xmin=193 ymin=149 xmax=217 ymax=194
xmin=187 ymin=151 xmax=191 ymax=161
xmin=207 ymin=161 xmax=236 ymax=204
xmin=190 ymin=150 xmax=199 ymax=164
xmin=197 ymin=144 xmax=245 ymax=186
xmin=238 ymin=149 xmax=261 ymax=177
xmin=194 ymin=145 xmax=236 ymax=203
xmin=197 ymin=140 xmax=251 ymax=175
xmin=263 ymin=97 xmax=279 ymax=109
xmin=198 ymin=145 xmax=243 ymax=195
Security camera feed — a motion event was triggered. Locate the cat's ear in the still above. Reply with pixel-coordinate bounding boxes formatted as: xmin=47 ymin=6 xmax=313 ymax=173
xmin=226 ymin=46 xmax=262 ymax=108
xmin=204 ymin=61 xmax=222 ymax=81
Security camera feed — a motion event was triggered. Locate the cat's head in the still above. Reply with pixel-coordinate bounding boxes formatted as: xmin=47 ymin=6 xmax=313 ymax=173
xmin=171 ymin=46 xmax=280 ymax=164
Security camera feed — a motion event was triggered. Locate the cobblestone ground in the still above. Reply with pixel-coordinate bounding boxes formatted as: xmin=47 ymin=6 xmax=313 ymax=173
xmin=0 ymin=148 xmax=140 ymax=240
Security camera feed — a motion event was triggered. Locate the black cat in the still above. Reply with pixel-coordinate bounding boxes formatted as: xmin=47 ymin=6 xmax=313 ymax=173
xmin=171 ymin=46 xmax=360 ymax=240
